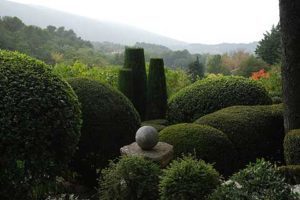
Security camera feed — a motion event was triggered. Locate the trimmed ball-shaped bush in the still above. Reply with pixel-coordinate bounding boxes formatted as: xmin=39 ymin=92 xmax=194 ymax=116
xmin=159 ymin=123 xmax=237 ymax=175
xmin=284 ymin=129 xmax=300 ymax=165
xmin=146 ymin=58 xmax=167 ymax=120
xmin=100 ymin=156 xmax=161 ymax=200
xmin=0 ymin=50 xmax=81 ymax=199
xmin=196 ymin=104 xmax=285 ymax=168
xmin=167 ymin=76 xmax=272 ymax=124
xmin=68 ymin=78 xmax=141 ymax=186
xmin=159 ymin=156 xmax=220 ymax=200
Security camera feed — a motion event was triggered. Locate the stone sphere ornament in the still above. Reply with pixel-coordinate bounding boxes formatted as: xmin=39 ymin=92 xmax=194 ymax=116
xmin=135 ymin=126 xmax=159 ymax=150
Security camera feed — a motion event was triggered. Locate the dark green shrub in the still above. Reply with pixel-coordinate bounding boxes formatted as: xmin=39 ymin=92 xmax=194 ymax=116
xmin=209 ymin=159 xmax=298 ymax=200
xmin=284 ymin=129 xmax=300 ymax=165
xmin=278 ymin=165 xmax=300 ymax=185
xmin=195 ymin=104 xmax=285 ymax=168
xmin=167 ymin=76 xmax=272 ymax=124
xmin=159 ymin=123 xmax=237 ymax=175
xmin=159 ymin=156 xmax=220 ymax=200
xmin=124 ymin=47 xmax=147 ymax=120
xmin=142 ymin=119 xmax=168 ymax=132
xmin=0 ymin=50 xmax=81 ymax=199
xmin=99 ymin=156 xmax=161 ymax=200
xmin=146 ymin=58 xmax=167 ymax=120
xmin=118 ymin=68 xmax=133 ymax=102
xmin=68 ymin=78 xmax=141 ymax=186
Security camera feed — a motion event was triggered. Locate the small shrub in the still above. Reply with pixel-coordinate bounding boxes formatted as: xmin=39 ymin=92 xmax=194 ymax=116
xmin=0 ymin=50 xmax=81 ymax=200
xmin=195 ymin=104 xmax=285 ymax=168
xmin=284 ymin=129 xmax=300 ymax=165
xmin=99 ymin=156 xmax=161 ymax=200
xmin=68 ymin=78 xmax=141 ymax=186
xmin=278 ymin=165 xmax=300 ymax=185
xmin=159 ymin=156 xmax=220 ymax=200
xmin=146 ymin=58 xmax=167 ymax=120
xmin=124 ymin=47 xmax=147 ymax=120
xmin=159 ymin=123 xmax=237 ymax=175
xmin=209 ymin=159 xmax=298 ymax=200
xmin=167 ymin=76 xmax=272 ymax=124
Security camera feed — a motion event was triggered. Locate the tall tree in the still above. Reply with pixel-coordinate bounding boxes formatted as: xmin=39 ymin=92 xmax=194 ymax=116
xmin=255 ymin=24 xmax=281 ymax=65
xmin=187 ymin=56 xmax=205 ymax=82
xmin=207 ymin=54 xmax=230 ymax=75
xmin=280 ymin=0 xmax=300 ymax=132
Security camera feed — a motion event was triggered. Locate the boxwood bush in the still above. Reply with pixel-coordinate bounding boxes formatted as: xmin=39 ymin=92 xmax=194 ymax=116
xmin=0 ymin=50 xmax=82 ymax=199
xmin=284 ymin=129 xmax=300 ymax=165
xmin=209 ymin=159 xmax=298 ymax=200
xmin=159 ymin=123 xmax=237 ymax=175
xmin=68 ymin=78 xmax=141 ymax=186
xmin=278 ymin=165 xmax=300 ymax=185
xmin=195 ymin=104 xmax=285 ymax=168
xmin=99 ymin=156 xmax=161 ymax=200
xmin=159 ymin=156 xmax=220 ymax=200
xmin=167 ymin=76 xmax=272 ymax=124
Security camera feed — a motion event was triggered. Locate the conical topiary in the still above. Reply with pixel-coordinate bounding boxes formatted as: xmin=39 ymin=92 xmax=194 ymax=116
xmin=146 ymin=58 xmax=167 ymax=120
xmin=118 ymin=68 xmax=133 ymax=102
xmin=124 ymin=47 xmax=147 ymax=120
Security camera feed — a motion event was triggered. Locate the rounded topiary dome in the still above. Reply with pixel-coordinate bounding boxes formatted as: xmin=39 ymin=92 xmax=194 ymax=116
xmin=67 ymin=78 xmax=141 ymax=186
xmin=0 ymin=50 xmax=81 ymax=199
xmin=159 ymin=123 xmax=237 ymax=176
xmin=167 ymin=76 xmax=272 ymax=124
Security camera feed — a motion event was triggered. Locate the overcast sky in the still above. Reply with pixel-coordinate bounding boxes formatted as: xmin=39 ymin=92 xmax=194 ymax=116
xmin=9 ymin=0 xmax=279 ymax=44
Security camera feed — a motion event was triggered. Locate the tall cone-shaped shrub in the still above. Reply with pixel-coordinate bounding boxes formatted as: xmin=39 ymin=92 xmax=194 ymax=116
xmin=118 ymin=68 xmax=133 ymax=102
xmin=124 ymin=47 xmax=147 ymax=120
xmin=146 ymin=58 xmax=167 ymax=120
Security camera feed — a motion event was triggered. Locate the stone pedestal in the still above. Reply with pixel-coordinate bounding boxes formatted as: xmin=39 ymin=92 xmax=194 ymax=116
xmin=120 ymin=142 xmax=173 ymax=168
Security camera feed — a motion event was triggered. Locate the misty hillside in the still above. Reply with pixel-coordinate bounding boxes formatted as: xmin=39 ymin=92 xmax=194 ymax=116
xmin=0 ymin=0 xmax=257 ymax=54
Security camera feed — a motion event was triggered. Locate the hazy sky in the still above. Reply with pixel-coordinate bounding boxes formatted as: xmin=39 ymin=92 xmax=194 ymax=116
xmin=10 ymin=0 xmax=279 ymax=44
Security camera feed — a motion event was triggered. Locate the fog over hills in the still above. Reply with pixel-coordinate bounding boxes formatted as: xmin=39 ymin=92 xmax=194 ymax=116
xmin=0 ymin=0 xmax=258 ymax=54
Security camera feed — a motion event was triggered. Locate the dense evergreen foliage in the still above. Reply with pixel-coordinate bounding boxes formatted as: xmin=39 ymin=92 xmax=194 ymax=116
xmin=100 ymin=156 xmax=161 ymax=200
xmin=167 ymin=76 xmax=272 ymax=124
xmin=159 ymin=156 xmax=220 ymax=200
xmin=67 ymin=78 xmax=141 ymax=186
xmin=159 ymin=123 xmax=237 ymax=175
xmin=278 ymin=165 xmax=300 ymax=185
xmin=146 ymin=58 xmax=167 ymax=120
xmin=196 ymin=104 xmax=285 ymax=168
xmin=124 ymin=47 xmax=147 ymax=120
xmin=0 ymin=50 xmax=82 ymax=199
xmin=118 ymin=68 xmax=134 ymax=102
xmin=284 ymin=129 xmax=300 ymax=165
xmin=255 ymin=24 xmax=281 ymax=65
xmin=187 ymin=56 xmax=205 ymax=82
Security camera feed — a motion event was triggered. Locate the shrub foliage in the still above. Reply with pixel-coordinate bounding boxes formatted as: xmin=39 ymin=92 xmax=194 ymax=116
xmin=0 ymin=50 xmax=82 ymax=199
xmin=99 ymin=156 xmax=161 ymax=200
xmin=159 ymin=123 xmax=237 ymax=175
xmin=68 ymin=78 xmax=141 ymax=186
xmin=196 ymin=104 xmax=285 ymax=168
xmin=284 ymin=129 xmax=300 ymax=165
xmin=167 ymin=76 xmax=272 ymax=124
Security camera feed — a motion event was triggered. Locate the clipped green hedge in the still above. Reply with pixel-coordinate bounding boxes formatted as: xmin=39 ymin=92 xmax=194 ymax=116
xmin=284 ymin=129 xmax=300 ymax=165
xmin=124 ymin=47 xmax=147 ymax=120
xmin=0 ymin=50 xmax=81 ymax=199
xmin=146 ymin=58 xmax=167 ymax=120
xmin=167 ymin=76 xmax=272 ymax=124
xmin=195 ymin=104 xmax=285 ymax=168
xmin=68 ymin=78 xmax=141 ymax=186
xmin=159 ymin=156 xmax=220 ymax=200
xmin=100 ymin=156 xmax=161 ymax=200
xmin=278 ymin=165 xmax=300 ymax=185
xmin=159 ymin=123 xmax=237 ymax=175
xmin=118 ymin=68 xmax=133 ymax=102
